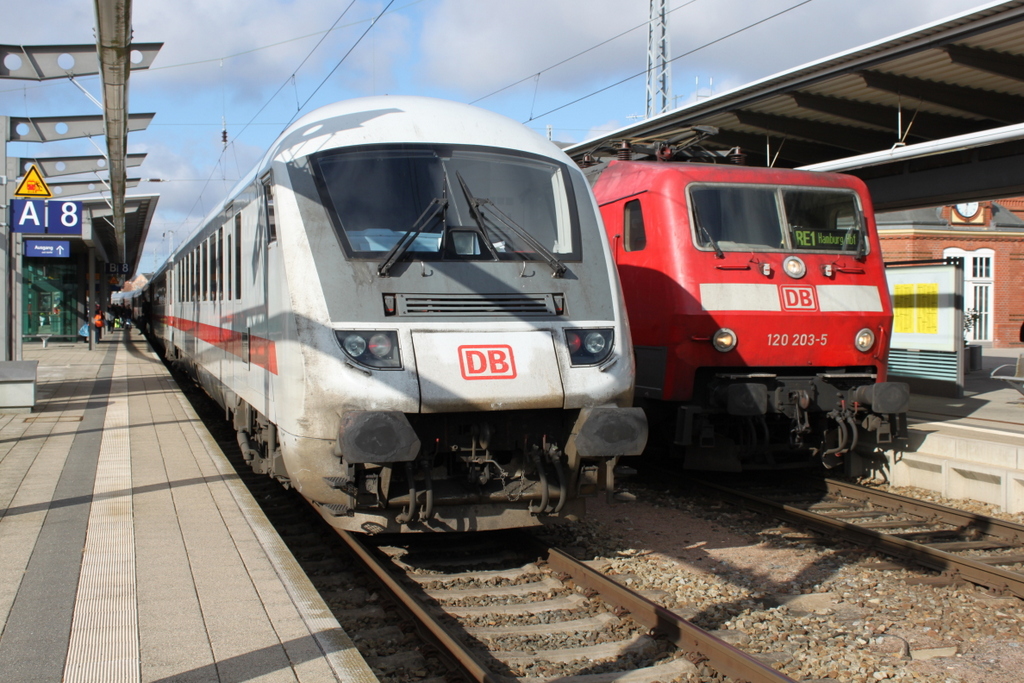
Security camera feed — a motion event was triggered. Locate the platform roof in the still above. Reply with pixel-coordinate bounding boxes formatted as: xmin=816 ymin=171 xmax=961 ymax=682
xmin=565 ymin=0 xmax=1024 ymax=211
xmin=84 ymin=194 xmax=158 ymax=272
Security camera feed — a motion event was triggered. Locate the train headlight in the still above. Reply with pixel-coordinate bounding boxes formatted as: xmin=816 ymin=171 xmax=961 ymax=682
xmin=584 ymin=331 xmax=607 ymax=354
xmin=783 ymin=256 xmax=807 ymax=279
xmin=565 ymin=329 xmax=614 ymax=366
xmin=336 ymin=330 xmax=401 ymax=369
xmin=342 ymin=334 xmax=367 ymax=357
xmin=854 ymin=328 xmax=875 ymax=353
xmin=713 ymin=328 xmax=737 ymax=352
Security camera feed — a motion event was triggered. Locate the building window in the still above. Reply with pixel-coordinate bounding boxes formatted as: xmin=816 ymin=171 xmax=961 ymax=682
xmin=944 ymin=247 xmax=995 ymax=342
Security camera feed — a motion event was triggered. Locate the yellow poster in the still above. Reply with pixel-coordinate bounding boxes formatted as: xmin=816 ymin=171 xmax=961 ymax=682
xmin=916 ymin=283 xmax=938 ymax=334
xmin=893 ymin=284 xmax=914 ymax=333
xmin=892 ymin=283 xmax=939 ymax=334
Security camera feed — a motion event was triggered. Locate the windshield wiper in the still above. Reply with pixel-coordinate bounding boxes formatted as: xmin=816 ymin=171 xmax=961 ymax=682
xmin=377 ymin=197 xmax=447 ymax=277
xmin=839 ymin=221 xmax=866 ymax=259
xmin=456 ymin=172 xmax=567 ymax=278
xmin=691 ymin=201 xmax=724 ymax=259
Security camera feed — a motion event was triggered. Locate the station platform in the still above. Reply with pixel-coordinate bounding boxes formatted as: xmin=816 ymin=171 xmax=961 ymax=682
xmin=0 ymin=331 xmax=379 ymax=683
xmin=855 ymin=347 xmax=1024 ymax=513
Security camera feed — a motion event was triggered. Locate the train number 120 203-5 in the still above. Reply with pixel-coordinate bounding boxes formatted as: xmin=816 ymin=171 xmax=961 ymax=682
xmin=767 ymin=333 xmax=828 ymax=346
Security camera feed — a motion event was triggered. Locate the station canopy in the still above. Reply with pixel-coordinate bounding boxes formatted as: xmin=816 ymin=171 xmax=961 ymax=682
xmin=565 ymin=0 xmax=1024 ymax=211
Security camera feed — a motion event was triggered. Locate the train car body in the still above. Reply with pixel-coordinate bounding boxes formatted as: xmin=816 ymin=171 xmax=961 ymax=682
xmin=587 ymin=160 xmax=908 ymax=471
xmin=143 ymin=96 xmax=646 ymax=533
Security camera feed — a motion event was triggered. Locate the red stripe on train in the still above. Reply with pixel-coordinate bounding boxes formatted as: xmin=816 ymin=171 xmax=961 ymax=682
xmin=157 ymin=315 xmax=278 ymax=375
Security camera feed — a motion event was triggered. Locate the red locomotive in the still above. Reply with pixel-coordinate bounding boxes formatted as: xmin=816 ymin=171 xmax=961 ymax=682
xmin=587 ymin=159 xmax=909 ymax=471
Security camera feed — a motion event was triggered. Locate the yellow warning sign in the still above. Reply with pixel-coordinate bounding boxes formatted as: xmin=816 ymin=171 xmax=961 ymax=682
xmin=14 ymin=164 xmax=52 ymax=198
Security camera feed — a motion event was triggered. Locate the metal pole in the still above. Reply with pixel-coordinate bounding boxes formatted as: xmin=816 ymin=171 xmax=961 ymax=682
xmin=2 ymin=115 xmax=11 ymax=361
xmin=13 ymin=233 xmax=21 ymax=360
xmin=88 ymin=247 xmax=96 ymax=350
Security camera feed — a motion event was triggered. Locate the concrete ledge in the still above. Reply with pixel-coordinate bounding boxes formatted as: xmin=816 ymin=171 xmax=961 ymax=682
xmin=851 ymin=429 xmax=1024 ymax=513
xmin=0 ymin=360 xmax=38 ymax=413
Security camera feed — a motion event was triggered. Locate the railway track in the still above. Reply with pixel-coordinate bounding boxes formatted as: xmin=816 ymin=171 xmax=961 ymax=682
xmin=177 ymin=365 xmax=800 ymax=683
xmin=698 ymin=477 xmax=1024 ymax=600
xmin=343 ymin=529 xmax=800 ymax=683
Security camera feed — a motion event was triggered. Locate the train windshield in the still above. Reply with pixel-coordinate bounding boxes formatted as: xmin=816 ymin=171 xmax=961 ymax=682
xmin=689 ymin=184 xmax=866 ymax=255
xmin=311 ymin=144 xmax=581 ymax=263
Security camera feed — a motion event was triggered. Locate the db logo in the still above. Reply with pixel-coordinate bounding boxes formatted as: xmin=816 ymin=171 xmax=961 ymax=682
xmin=458 ymin=345 xmax=517 ymax=380
xmin=780 ymin=285 xmax=818 ymax=311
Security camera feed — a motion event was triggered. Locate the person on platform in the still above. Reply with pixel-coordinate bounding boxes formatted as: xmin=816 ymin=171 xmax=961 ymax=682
xmin=93 ymin=306 xmax=104 ymax=343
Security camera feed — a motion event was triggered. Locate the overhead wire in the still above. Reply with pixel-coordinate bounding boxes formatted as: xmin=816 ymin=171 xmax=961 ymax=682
xmin=173 ymin=0 xmax=386 ymax=244
xmin=525 ymin=0 xmax=817 ymax=123
xmin=470 ymin=0 xmax=701 ymax=106
xmin=285 ymin=0 xmax=397 ymax=127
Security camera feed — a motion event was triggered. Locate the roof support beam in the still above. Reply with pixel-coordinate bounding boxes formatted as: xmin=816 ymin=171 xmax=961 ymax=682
xmin=860 ymin=70 xmax=1024 ymax=123
xmin=18 ymin=153 xmax=146 ymax=178
xmin=731 ymin=110 xmax=897 ymax=153
xmin=943 ymin=44 xmax=1024 ymax=83
xmin=789 ymin=92 xmax=990 ymax=141
xmin=0 ymin=43 xmax=160 ymax=79
xmin=8 ymin=113 xmax=154 ymax=142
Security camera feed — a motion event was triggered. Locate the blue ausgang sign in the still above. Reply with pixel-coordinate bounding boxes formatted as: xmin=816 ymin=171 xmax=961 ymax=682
xmin=11 ymin=199 xmax=83 ymax=235
xmin=25 ymin=240 xmax=70 ymax=258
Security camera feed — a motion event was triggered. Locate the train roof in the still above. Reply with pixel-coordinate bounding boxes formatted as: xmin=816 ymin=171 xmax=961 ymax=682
xmin=165 ymin=96 xmax=574 ymax=266
xmin=590 ymin=159 xmax=872 ymax=191
xmin=266 ymin=96 xmax=570 ymax=167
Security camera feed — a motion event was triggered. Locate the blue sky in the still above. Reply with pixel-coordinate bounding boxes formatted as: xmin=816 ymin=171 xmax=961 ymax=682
xmin=2 ymin=0 xmax=990 ymax=272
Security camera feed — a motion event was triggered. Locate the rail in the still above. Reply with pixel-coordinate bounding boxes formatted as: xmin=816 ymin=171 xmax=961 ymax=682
xmin=339 ymin=528 xmax=799 ymax=683
xmin=697 ymin=477 xmax=1024 ymax=600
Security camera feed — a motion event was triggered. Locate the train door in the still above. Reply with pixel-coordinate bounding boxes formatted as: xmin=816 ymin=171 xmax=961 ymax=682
xmin=213 ymin=226 xmax=224 ymax=389
xmin=229 ymin=210 xmax=244 ymax=394
xmin=247 ymin=172 xmax=274 ymax=417
xmin=602 ymin=195 xmax=666 ymax=399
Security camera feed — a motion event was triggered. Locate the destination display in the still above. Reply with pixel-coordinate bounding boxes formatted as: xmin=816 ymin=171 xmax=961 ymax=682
xmin=791 ymin=228 xmax=859 ymax=250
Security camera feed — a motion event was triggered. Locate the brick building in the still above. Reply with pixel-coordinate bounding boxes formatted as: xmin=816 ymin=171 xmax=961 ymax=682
xmin=876 ymin=200 xmax=1024 ymax=350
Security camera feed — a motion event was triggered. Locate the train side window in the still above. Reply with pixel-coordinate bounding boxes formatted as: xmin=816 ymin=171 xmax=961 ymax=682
xmin=218 ymin=228 xmax=225 ymax=300
xmin=226 ymin=232 xmax=232 ymax=300
xmin=261 ymin=173 xmax=277 ymax=243
xmin=201 ymin=240 xmax=208 ymax=301
xmin=211 ymin=232 xmax=221 ymax=301
xmin=623 ymin=199 xmax=647 ymax=252
xmin=235 ymin=213 xmax=242 ymax=300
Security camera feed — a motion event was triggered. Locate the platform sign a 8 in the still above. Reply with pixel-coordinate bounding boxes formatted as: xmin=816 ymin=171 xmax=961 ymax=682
xmin=10 ymin=199 xmax=83 ymax=235
xmin=46 ymin=200 xmax=84 ymax=235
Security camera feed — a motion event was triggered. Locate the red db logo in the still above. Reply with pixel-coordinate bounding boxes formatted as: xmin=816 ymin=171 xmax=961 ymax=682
xmin=458 ymin=345 xmax=517 ymax=379
xmin=780 ymin=286 xmax=818 ymax=311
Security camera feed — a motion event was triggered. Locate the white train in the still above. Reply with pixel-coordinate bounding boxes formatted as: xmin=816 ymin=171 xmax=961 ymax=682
xmin=141 ymin=96 xmax=647 ymax=533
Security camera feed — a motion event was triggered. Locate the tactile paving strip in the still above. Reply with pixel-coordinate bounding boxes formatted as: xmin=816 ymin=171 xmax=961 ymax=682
xmin=63 ymin=345 xmax=139 ymax=682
